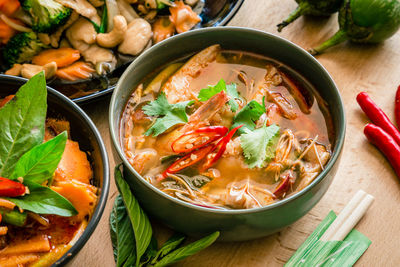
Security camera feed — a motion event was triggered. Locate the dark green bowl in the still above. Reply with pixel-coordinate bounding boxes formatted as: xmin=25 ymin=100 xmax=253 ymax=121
xmin=0 ymin=75 xmax=110 ymax=265
xmin=109 ymin=27 xmax=345 ymax=241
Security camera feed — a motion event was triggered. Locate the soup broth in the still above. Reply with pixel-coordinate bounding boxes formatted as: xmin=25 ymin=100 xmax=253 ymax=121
xmin=121 ymin=45 xmax=333 ymax=210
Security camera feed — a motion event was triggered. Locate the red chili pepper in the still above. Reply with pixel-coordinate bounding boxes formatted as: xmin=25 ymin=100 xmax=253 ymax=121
xmin=0 ymin=177 xmax=25 ymax=197
xmin=171 ymin=126 xmax=228 ymax=153
xmin=201 ymin=125 xmax=243 ymax=171
xmin=161 ymin=145 xmax=215 ymax=179
xmin=395 ymin=85 xmax=400 ymax=128
xmin=364 ymin=123 xmax=400 ymax=178
xmin=357 ymin=92 xmax=400 ymax=146
xmin=273 ymin=172 xmax=295 ymax=199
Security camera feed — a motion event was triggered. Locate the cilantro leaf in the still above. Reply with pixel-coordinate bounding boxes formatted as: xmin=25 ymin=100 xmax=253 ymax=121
xmin=143 ymin=93 xmax=193 ymax=136
xmin=232 ymin=100 xmax=266 ymax=135
xmin=197 ymin=79 xmax=240 ymax=112
xmin=240 ymin=124 xmax=280 ymax=168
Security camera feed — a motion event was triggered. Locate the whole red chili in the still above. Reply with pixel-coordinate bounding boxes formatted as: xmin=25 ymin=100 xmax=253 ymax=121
xmin=0 ymin=177 xmax=26 ymax=197
xmin=357 ymin=92 xmax=400 ymax=146
xmin=364 ymin=123 xmax=400 ymax=178
xmin=395 ymin=85 xmax=400 ymax=128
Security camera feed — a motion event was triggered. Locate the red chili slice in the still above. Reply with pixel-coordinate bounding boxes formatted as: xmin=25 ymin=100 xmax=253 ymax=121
xmin=273 ymin=172 xmax=295 ymax=199
xmin=0 ymin=177 xmax=26 ymax=197
xmin=161 ymin=144 xmax=215 ymax=179
xmin=171 ymin=126 xmax=228 ymax=153
xmin=201 ymin=125 xmax=243 ymax=171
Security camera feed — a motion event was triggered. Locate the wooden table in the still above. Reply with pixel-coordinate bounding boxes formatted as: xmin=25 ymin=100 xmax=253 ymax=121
xmin=69 ymin=1 xmax=400 ymax=266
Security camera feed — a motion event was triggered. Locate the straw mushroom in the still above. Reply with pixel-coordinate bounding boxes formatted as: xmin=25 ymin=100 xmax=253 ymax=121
xmin=97 ymin=15 xmax=127 ymax=48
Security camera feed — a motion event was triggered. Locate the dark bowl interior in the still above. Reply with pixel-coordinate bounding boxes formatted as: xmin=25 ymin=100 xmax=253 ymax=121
xmin=0 ymin=75 xmax=110 ymax=266
xmin=110 ymin=27 xmax=345 ymax=241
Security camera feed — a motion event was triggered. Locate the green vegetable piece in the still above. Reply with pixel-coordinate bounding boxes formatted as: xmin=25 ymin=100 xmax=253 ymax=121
xmin=151 ymin=233 xmax=186 ymax=264
xmin=0 ymin=72 xmax=47 ymax=177
xmin=142 ymin=93 xmax=194 ymax=136
xmin=0 ymin=208 xmax=27 ymax=227
xmin=198 ymin=79 xmax=241 ymax=112
xmin=310 ymin=0 xmax=400 ymax=55
xmin=153 ymin=231 xmax=220 ymax=267
xmin=20 ymin=0 xmax=72 ymax=33
xmin=277 ymin=0 xmax=343 ymax=32
xmin=99 ymin=4 xmax=108 ymax=34
xmin=140 ymin=236 xmax=159 ymax=266
xmin=232 ymin=100 xmax=266 ymax=135
xmin=110 ymin=194 xmax=137 ymax=267
xmin=3 ymin=31 xmax=48 ymax=68
xmin=10 ymin=132 xmax=67 ymax=184
xmin=115 ymin=165 xmax=152 ymax=266
xmin=8 ymin=180 xmax=77 ymax=217
xmin=240 ymin=124 xmax=280 ymax=168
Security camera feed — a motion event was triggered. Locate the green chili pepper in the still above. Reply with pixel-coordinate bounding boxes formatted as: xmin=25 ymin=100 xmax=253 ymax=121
xmin=277 ymin=0 xmax=343 ymax=32
xmin=0 ymin=208 xmax=27 ymax=227
xmin=310 ymin=0 xmax=400 ymax=55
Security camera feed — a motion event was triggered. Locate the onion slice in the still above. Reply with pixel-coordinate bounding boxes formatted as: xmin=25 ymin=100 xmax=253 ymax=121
xmin=0 ymin=14 xmax=31 ymax=32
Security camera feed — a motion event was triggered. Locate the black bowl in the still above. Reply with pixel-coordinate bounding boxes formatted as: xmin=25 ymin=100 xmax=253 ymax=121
xmin=0 ymin=75 xmax=110 ymax=266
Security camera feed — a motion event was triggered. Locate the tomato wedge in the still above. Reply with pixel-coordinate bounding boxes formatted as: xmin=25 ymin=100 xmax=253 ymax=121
xmin=161 ymin=145 xmax=214 ymax=179
xmin=201 ymin=125 xmax=243 ymax=171
xmin=0 ymin=177 xmax=25 ymax=197
xmin=171 ymin=126 xmax=228 ymax=153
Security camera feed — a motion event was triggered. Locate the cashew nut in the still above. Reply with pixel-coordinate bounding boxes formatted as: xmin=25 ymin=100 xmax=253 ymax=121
xmin=21 ymin=62 xmax=57 ymax=79
xmin=5 ymin=64 xmax=22 ymax=76
xmin=96 ymin=15 xmax=127 ymax=48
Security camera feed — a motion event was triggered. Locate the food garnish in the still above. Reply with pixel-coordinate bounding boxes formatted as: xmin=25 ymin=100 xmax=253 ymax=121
xmin=310 ymin=0 xmax=400 ymax=55
xmin=198 ymin=79 xmax=242 ymax=112
xmin=111 ymin=165 xmax=220 ymax=267
xmin=232 ymin=99 xmax=266 ymax=134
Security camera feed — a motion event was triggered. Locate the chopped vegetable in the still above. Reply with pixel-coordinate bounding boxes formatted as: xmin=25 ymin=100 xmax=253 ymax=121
xmin=277 ymin=0 xmax=342 ymax=32
xmin=0 ymin=177 xmax=26 ymax=197
xmin=19 ymin=0 xmax=72 ymax=33
xmin=143 ymin=93 xmax=194 ymax=137
xmin=240 ymin=124 xmax=280 ymax=168
xmin=153 ymin=16 xmax=175 ymax=44
xmin=198 ymin=79 xmax=241 ymax=112
xmin=364 ymin=123 xmax=400 ymax=178
xmin=357 ymin=92 xmax=400 ymax=146
xmin=0 ymin=0 xmax=20 ymax=16
xmin=32 ymin=48 xmax=81 ymax=67
xmin=0 ymin=18 xmax=17 ymax=45
xmin=232 ymin=99 xmax=266 ymax=135
xmin=3 ymin=32 xmax=47 ymax=67
xmin=162 ymin=145 xmax=214 ymax=178
xmin=273 ymin=172 xmax=295 ymax=198
xmin=202 ymin=125 xmax=243 ymax=171
xmin=0 ymin=208 xmax=27 ymax=226
xmin=171 ymin=126 xmax=228 ymax=153
xmin=0 ymin=234 xmax=51 ymax=254
xmin=310 ymin=0 xmax=400 ymax=55
xmin=55 ymin=61 xmax=95 ymax=81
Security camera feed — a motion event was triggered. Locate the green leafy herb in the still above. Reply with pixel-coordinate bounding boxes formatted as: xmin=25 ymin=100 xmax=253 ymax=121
xmin=151 ymin=233 xmax=186 ymax=264
xmin=9 ymin=180 xmax=77 ymax=216
xmin=198 ymin=79 xmax=241 ymax=112
xmin=110 ymin=195 xmax=136 ymax=267
xmin=232 ymin=99 xmax=266 ymax=135
xmin=99 ymin=4 xmax=108 ymax=33
xmin=10 ymin=132 xmax=67 ymax=183
xmin=142 ymin=93 xmax=194 ymax=136
xmin=153 ymin=232 xmax=220 ymax=267
xmin=0 ymin=72 xmax=47 ymax=177
xmin=115 ymin=165 xmax=153 ymax=266
xmin=240 ymin=124 xmax=280 ymax=168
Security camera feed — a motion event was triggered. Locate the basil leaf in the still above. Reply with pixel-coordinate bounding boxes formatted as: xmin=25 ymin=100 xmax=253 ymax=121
xmin=8 ymin=180 xmax=77 ymax=216
xmin=0 ymin=72 xmax=47 ymax=177
xmin=110 ymin=194 xmax=137 ymax=267
xmin=153 ymin=232 xmax=219 ymax=267
xmin=115 ymin=165 xmax=152 ymax=267
xmin=140 ymin=236 xmax=158 ymax=266
xmin=10 ymin=132 xmax=67 ymax=183
xmin=151 ymin=233 xmax=186 ymax=264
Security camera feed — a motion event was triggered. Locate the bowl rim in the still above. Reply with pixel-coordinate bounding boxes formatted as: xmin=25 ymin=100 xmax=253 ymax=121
xmin=0 ymin=74 xmax=110 ymax=266
xmin=71 ymin=0 xmax=245 ymax=104
xmin=109 ymin=26 xmax=346 ymax=215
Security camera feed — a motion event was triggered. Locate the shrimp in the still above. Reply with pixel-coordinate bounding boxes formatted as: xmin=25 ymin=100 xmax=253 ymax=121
xmin=252 ymin=64 xmax=282 ymax=103
xmin=169 ymin=1 xmax=201 ymax=34
xmin=161 ymin=44 xmax=220 ymax=103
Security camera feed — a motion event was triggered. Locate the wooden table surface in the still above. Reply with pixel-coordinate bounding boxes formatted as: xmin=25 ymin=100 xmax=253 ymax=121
xmin=68 ymin=1 xmax=400 ymax=266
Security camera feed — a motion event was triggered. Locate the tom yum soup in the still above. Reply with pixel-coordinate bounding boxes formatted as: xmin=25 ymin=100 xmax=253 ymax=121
xmin=121 ymin=44 xmax=333 ymax=210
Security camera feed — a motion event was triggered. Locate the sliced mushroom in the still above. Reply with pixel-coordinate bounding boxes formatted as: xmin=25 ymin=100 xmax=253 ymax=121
xmin=97 ymin=15 xmax=127 ymax=48
xmin=118 ymin=18 xmax=152 ymax=56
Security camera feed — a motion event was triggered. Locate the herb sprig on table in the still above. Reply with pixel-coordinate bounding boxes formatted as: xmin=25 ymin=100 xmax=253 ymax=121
xmin=111 ymin=165 xmax=220 ymax=267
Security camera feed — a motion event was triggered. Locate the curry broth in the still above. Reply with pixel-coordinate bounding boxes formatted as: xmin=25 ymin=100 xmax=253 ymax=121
xmin=121 ymin=48 xmax=333 ymax=209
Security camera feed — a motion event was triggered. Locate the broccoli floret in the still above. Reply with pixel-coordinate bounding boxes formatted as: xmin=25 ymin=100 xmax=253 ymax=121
xmin=3 ymin=32 xmax=48 ymax=67
xmin=19 ymin=0 xmax=72 ymax=33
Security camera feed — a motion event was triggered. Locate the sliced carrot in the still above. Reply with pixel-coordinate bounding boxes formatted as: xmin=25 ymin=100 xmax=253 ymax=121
xmin=0 ymin=0 xmax=20 ymax=16
xmin=55 ymin=61 xmax=95 ymax=81
xmin=0 ymin=18 xmax=16 ymax=44
xmin=32 ymin=48 xmax=81 ymax=67
xmin=153 ymin=17 xmax=175 ymax=44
